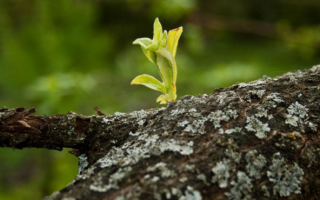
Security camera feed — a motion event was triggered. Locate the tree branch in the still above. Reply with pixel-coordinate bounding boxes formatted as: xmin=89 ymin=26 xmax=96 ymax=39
xmin=1 ymin=66 xmax=320 ymax=200
xmin=0 ymin=108 xmax=90 ymax=150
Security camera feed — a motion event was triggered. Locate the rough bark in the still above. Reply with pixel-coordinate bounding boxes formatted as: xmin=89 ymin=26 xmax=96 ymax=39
xmin=1 ymin=66 xmax=320 ymax=200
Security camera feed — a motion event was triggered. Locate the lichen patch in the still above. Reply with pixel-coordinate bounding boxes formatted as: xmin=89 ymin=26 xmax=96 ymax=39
xmin=285 ymin=101 xmax=309 ymax=131
xmin=211 ymin=159 xmax=232 ymax=188
xmin=245 ymin=116 xmax=270 ymax=139
xmin=245 ymin=150 xmax=267 ymax=179
xmin=249 ymin=90 xmax=266 ymax=98
xmin=267 ymin=152 xmax=304 ymax=197
xmin=225 ymin=171 xmax=253 ymax=200
xmin=78 ymin=154 xmax=89 ymax=174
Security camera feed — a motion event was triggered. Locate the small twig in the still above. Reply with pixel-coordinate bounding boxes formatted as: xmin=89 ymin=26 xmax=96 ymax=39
xmin=94 ymin=106 xmax=105 ymax=116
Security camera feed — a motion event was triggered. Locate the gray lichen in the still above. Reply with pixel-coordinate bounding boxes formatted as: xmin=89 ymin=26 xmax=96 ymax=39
xmin=211 ymin=149 xmax=242 ymax=188
xmin=285 ymin=101 xmax=309 ymax=131
xmin=255 ymin=107 xmax=272 ymax=119
xmin=158 ymin=140 xmax=194 ymax=155
xmin=172 ymin=187 xmax=183 ymax=197
xmin=215 ymin=92 xmax=230 ymax=105
xmin=311 ymin=64 xmax=320 ymax=72
xmin=267 ymin=152 xmax=304 ymax=197
xmin=211 ymin=159 xmax=231 ymax=188
xmin=181 ymin=108 xmax=239 ymax=135
xmin=61 ymin=198 xmax=76 ymax=200
xmin=90 ymin=167 xmax=133 ymax=192
xmin=184 ymin=164 xmax=196 ymax=173
xmin=129 ymin=131 xmax=142 ymax=136
xmin=285 ymin=115 xmax=300 ymax=127
xmin=287 ymin=102 xmax=308 ymax=118
xmin=308 ymin=122 xmax=318 ymax=132
xmin=245 ymin=116 xmax=270 ymax=139
xmin=249 ymin=90 xmax=266 ymax=98
xmin=114 ymin=112 xmax=126 ymax=117
xmin=128 ymin=110 xmax=151 ymax=127
xmin=188 ymin=108 xmax=197 ymax=113
xmin=147 ymin=162 xmax=176 ymax=178
xmin=114 ymin=186 xmax=142 ymax=200
xmin=225 ymin=171 xmax=253 ymax=200
xmin=238 ymin=80 xmax=266 ymax=88
xmin=171 ymin=109 xmax=186 ymax=116
xmin=179 ymin=177 xmax=188 ymax=182
xmin=102 ymin=117 xmax=115 ymax=125
xmin=265 ymin=93 xmax=284 ymax=108
xmin=207 ymin=110 xmax=238 ymax=129
xmin=179 ymin=186 xmax=202 ymax=200
xmin=78 ymin=154 xmax=89 ymax=174
xmin=96 ymin=133 xmax=194 ymax=171
xmin=225 ymin=149 xmax=242 ymax=164
xmin=222 ymin=127 xmax=242 ymax=135
xmin=196 ymin=174 xmax=208 ymax=185
xmin=184 ymin=118 xmax=207 ymax=134
xmin=151 ymin=176 xmax=160 ymax=182
xmin=178 ymin=120 xmax=189 ymax=128
xmin=245 ymin=150 xmax=267 ymax=179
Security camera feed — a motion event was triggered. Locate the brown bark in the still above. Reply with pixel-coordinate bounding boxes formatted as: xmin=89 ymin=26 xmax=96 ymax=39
xmin=1 ymin=66 xmax=320 ymax=200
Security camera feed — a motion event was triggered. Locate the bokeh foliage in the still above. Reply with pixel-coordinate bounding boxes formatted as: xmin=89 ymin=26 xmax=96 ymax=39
xmin=0 ymin=0 xmax=319 ymax=199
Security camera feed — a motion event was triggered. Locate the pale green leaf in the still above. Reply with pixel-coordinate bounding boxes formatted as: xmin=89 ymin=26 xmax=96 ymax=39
xmin=153 ymin=18 xmax=162 ymax=43
xmin=166 ymin=27 xmax=183 ymax=58
xmin=131 ymin=74 xmax=166 ymax=94
xmin=146 ymin=44 xmax=158 ymax=51
xmin=140 ymin=45 xmax=157 ymax=64
xmin=166 ymin=27 xmax=182 ymax=83
xmin=159 ymin=30 xmax=167 ymax=49
xmin=156 ymin=94 xmax=169 ymax=104
xmin=162 ymin=30 xmax=167 ymax=41
xmin=156 ymin=48 xmax=175 ymax=100
xmin=133 ymin=38 xmax=156 ymax=63
xmin=156 ymin=48 xmax=174 ymax=67
xmin=133 ymin=38 xmax=152 ymax=48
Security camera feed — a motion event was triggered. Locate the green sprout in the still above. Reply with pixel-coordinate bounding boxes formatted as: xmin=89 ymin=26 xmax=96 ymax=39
xmin=131 ymin=18 xmax=183 ymax=104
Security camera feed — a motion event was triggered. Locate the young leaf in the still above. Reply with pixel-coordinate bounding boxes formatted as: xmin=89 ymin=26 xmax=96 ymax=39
xmin=159 ymin=31 xmax=167 ymax=49
xmin=133 ymin=38 xmax=156 ymax=64
xmin=166 ymin=27 xmax=182 ymax=83
xmin=156 ymin=49 xmax=175 ymax=100
xmin=131 ymin=74 xmax=166 ymax=94
xmin=162 ymin=30 xmax=168 ymax=42
xmin=156 ymin=94 xmax=169 ymax=104
xmin=156 ymin=48 xmax=174 ymax=67
xmin=166 ymin=27 xmax=183 ymax=58
xmin=141 ymin=46 xmax=157 ymax=64
xmin=153 ymin=18 xmax=162 ymax=44
xmin=133 ymin=38 xmax=152 ymax=48
xmin=156 ymin=49 xmax=174 ymax=83
xmin=146 ymin=44 xmax=158 ymax=51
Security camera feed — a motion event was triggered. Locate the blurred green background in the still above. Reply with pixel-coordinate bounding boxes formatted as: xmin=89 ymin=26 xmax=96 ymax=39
xmin=0 ymin=0 xmax=319 ymax=199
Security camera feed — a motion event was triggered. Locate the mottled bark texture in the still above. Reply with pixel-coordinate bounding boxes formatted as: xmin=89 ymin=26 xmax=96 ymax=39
xmin=1 ymin=66 xmax=320 ymax=200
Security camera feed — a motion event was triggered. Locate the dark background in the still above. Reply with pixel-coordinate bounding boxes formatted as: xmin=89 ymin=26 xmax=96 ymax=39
xmin=0 ymin=0 xmax=319 ymax=199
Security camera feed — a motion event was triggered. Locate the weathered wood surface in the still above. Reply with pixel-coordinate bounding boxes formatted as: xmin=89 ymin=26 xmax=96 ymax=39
xmin=1 ymin=66 xmax=320 ymax=200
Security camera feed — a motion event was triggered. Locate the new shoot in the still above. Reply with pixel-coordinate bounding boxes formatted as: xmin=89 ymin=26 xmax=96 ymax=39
xmin=131 ymin=18 xmax=183 ymax=104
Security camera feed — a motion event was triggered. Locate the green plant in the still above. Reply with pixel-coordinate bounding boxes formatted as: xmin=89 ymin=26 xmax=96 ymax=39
xmin=131 ymin=18 xmax=183 ymax=104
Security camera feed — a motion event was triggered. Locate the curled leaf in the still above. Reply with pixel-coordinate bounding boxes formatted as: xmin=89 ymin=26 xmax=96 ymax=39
xmin=133 ymin=38 xmax=156 ymax=64
xmin=133 ymin=38 xmax=152 ymax=48
xmin=131 ymin=74 xmax=166 ymax=94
